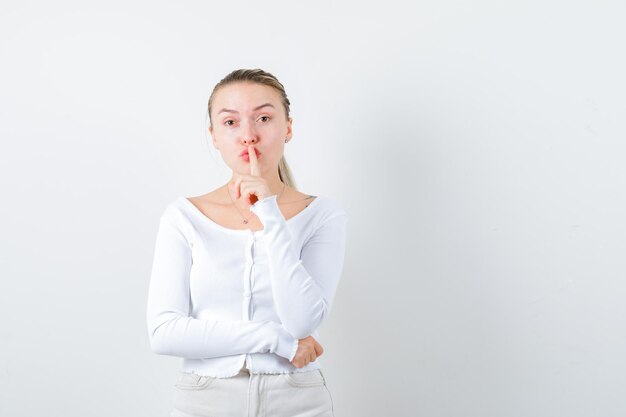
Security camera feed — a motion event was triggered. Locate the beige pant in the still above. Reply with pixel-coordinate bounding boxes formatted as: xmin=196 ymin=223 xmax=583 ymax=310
xmin=170 ymin=365 xmax=336 ymax=417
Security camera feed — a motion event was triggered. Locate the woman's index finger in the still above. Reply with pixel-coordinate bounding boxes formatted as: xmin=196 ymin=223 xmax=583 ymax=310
xmin=248 ymin=145 xmax=260 ymax=176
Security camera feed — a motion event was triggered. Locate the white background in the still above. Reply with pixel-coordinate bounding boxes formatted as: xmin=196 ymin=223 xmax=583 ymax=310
xmin=1 ymin=1 xmax=625 ymax=416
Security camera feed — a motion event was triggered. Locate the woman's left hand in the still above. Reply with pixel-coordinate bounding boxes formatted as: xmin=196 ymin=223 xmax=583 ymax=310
xmin=229 ymin=145 xmax=272 ymax=206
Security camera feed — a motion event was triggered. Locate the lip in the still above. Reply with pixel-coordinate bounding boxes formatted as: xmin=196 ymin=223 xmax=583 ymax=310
xmin=240 ymin=148 xmax=261 ymax=157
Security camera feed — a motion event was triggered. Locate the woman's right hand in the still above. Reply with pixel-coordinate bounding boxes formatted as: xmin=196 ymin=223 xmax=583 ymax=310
xmin=291 ymin=336 xmax=324 ymax=368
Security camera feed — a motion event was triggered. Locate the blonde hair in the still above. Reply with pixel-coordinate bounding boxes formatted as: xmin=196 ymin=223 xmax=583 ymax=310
xmin=207 ymin=68 xmax=297 ymax=189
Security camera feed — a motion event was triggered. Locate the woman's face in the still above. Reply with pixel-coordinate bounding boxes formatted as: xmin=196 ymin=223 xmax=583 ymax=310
xmin=210 ymin=82 xmax=292 ymax=176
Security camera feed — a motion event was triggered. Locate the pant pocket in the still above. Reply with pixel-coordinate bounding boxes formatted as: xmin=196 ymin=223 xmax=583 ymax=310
xmin=174 ymin=372 xmax=217 ymax=391
xmin=266 ymin=370 xmax=333 ymax=416
xmin=284 ymin=369 xmax=326 ymax=388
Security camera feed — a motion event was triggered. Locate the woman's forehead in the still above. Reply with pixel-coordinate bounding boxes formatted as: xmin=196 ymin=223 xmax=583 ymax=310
xmin=216 ymin=83 xmax=279 ymax=104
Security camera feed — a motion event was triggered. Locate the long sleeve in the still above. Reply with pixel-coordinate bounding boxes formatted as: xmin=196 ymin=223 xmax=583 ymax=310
xmin=146 ymin=210 xmax=299 ymax=361
xmin=249 ymin=195 xmax=347 ymax=339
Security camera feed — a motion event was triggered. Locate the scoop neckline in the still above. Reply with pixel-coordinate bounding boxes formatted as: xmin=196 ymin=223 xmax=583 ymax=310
xmin=177 ymin=195 xmax=321 ymax=236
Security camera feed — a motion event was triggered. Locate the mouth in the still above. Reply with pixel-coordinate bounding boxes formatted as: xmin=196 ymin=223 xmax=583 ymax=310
xmin=240 ymin=148 xmax=261 ymax=157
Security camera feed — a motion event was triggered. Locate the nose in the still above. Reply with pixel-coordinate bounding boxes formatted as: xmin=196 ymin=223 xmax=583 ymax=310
xmin=241 ymin=121 xmax=258 ymax=145
xmin=242 ymin=136 xmax=257 ymax=145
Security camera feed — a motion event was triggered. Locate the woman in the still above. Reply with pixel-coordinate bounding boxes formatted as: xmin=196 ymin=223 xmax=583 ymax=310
xmin=146 ymin=68 xmax=348 ymax=417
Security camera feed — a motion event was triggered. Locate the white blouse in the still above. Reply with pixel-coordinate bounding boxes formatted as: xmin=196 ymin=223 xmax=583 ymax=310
xmin=146 ymin=193 xmax=348 ymax=378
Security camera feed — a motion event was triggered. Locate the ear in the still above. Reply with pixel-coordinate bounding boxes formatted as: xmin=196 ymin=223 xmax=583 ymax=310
xmin=285 ymin=117 xmax=293 ymax=141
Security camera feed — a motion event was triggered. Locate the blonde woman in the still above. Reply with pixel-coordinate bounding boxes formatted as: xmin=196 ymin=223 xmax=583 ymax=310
xmin=146 ymin=68 xmax=348 ymax=417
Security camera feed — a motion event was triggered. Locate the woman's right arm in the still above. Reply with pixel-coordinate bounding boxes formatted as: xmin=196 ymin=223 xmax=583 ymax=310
xmin=146 ymin=212 xmax=299 ymax=362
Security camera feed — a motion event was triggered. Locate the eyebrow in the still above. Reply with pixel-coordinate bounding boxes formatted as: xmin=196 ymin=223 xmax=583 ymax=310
xmin=217 ymin=103 xmax=275 ymax=115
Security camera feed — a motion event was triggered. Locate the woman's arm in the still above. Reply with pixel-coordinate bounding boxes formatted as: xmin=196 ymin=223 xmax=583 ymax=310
xmin=250 ymin=195 xmax=348 ymax=340
xmin=146 ymin=213 xmax=299 ymax=361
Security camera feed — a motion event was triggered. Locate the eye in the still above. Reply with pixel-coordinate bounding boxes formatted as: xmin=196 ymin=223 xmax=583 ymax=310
xmin=225 ymin=120 xmax=235 ymax=126
xmin=259 ymin=116 xmax=270 ymax=122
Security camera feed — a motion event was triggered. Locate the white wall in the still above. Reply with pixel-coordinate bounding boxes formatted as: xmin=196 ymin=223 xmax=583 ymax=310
xmin=1 ymin=1 xmax=624 ymax=416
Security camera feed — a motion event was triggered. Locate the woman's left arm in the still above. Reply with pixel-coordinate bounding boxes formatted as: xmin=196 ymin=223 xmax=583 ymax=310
xmin=250 ymin=195 xmax=347 ymax=340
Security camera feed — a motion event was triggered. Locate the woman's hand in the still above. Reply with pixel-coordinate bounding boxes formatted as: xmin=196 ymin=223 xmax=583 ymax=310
xmin=291 ymin=335 xmax=324 ymax=368
xmin=229 ymin=145 xmax=272 ymax=206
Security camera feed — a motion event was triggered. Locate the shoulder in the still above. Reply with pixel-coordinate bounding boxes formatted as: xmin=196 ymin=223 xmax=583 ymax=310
xmin=310 ymin=194 xmax=348 ymax=226
xmin=158 ymin=196 xmax=193 ymax=229
xmin=315 ymin=195 xmax=345 ymax=212
xmin=280 ymin=187 xmax=345 ymax=218
xmin=149 ymin=197 xmax=194 ymax=246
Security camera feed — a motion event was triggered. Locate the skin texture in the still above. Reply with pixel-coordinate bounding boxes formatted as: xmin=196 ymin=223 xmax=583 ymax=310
xmin=209 ymin=82 xmax=324 ymax=368
xmin=209 ymin=82 xmax=291 ymax=204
